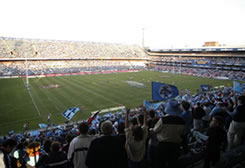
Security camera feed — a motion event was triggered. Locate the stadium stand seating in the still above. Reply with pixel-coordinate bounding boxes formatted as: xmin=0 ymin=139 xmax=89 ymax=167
xmin=148 ymin=51 xmax=245 ymax=81
xmin=0 ymin=37 xmax=147 ymax=76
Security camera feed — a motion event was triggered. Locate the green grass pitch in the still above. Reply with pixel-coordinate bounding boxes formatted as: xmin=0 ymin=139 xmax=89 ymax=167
xmin=0 ymin=71 xmax=233 ymax=135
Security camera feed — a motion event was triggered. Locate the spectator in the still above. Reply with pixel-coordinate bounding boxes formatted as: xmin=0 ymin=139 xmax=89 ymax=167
xmin=152 ymin=114 xmax=185 ymax=168
xmin=12 ymin=141 xmax=28 ymax=168
xmin=181 ymin=101 xmax=193 ymax=134
xmin=227 ymin=95 xmax=245 ymax=150
xmin=86 ymin=120 xmax=121 ymax=168
xmin=2 ymin=139 xmax=18 ymax=168
xmin=44 ymin=141 xmax=69 ymax=168
xmin=36 ymin=139 xmax=52 ymax=168
xmin=192 ymin=102 xmax=206 ymax=130
xmin=62 ymin=133 xmax=74 ymax=154
xmin=209 ymin=102 xmax=228 ymax=118
xmin=0 ymin=151 xmax=4 ymax=168
xmin=115 ymin=122 xmax=128 ymax=168
xmin=147 ymin=110 xmax=159 ymax=168
xmin=203 ymin=116 xmax=227 ymax=168
xmin=209 ymin=102 xmax=231 ymax=129
xmin=125 ymin=109 xmax=148 ymax=168
xmin=180 ymin=101 xmax=193 ymax=153
xmin=147 ymin=110 xmax=159 ymax=129
xmin=67 ymin=122 xmax=93 ymax=168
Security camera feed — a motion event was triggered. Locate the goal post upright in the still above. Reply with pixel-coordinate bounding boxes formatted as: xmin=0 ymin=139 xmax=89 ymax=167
xmin=25 ymin=58 xmax=29 ymax=88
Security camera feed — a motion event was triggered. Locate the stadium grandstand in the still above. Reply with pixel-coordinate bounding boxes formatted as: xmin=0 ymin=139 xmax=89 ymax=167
xmin=0 ymin=37 xmax=148 ymax=77
xmin=1 ymin=37 xmax=245 ymax=81
xmin=1 ymin=37 xmax=245 ymax=168
xmin=147 ymin=46 xmax=245 ymax=81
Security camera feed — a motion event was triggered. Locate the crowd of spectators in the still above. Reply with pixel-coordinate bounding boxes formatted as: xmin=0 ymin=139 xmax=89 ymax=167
xmin=0 ymin=37 xmax=148 ymax=76
xmin=152 ymin=65 xmax=245 ymax=81
xmin=1 ymin=86 xmax=245 ymax=168
xmin=151 ymin=56 xmax=245 ymax=73
xmin=151 ymin=56 xmax=245 ymax=66
xmin=0 ymin=60 xmax=146 ymax=76
xmin=0 ymin=37 xmax=147 ymax=59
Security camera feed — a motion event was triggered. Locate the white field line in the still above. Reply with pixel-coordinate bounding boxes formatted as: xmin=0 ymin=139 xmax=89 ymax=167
xmin=23 ymin=80 xmax=41 ymax=116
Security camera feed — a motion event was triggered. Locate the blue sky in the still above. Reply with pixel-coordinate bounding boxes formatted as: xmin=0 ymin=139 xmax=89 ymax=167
xmin=0 ymin=0 xmax=244 ymax=48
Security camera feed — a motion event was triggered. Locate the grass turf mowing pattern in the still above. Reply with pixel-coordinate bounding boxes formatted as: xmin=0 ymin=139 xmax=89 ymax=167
xmin=0 ymin=71 xmax=232 ymax=135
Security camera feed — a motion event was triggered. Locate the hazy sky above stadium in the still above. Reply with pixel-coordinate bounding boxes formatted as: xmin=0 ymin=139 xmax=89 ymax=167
xmin=0 ymin=0 xmax=245 ymax=48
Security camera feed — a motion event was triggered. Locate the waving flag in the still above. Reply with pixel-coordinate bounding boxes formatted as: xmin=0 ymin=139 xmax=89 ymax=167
xmin=143 ymin=100 xmax=163 ymax=111
xmin=233 ymin=81 xmax=245 ymax=93
xmin=200 ymin=84 xmax=211 ymax=92
xmin=38 ymin=123 xmax=48 ymax=129
xmin=152 ymin=82 xmax=179 ymax=101
xmin=62 ymin=107 xmax=80 ymax=120
xmin=87 ymin=110 xmax=100 ymax=125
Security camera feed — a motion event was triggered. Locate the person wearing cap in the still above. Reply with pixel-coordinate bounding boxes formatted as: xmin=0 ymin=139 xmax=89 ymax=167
xmin=85 ymin=120 xmax=122 ymax=168
xmin=68 ymin=122 xmax=94 ymax=168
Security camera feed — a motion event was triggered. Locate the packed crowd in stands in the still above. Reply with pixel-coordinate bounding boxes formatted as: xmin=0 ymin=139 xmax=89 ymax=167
xmin=151 ymin=56 xmax=245 ymax=75
xmin=0 ymin=37 xmax=147 ymax=59
xmin=1 ymin=86 xmax=245 ymax=168
xmin=152 ymin=65 xmax=245 ymax=81
xmin=0 ymin=37 xmax=148 ymax=76
xmin=0 ymin=60 xmax=146 ymax=76
xmin=151 ymin=56 xmax=245 ymax=66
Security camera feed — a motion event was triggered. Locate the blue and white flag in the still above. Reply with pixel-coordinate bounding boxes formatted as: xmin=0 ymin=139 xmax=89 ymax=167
xmin=8 ymin=130 xmax=15 ymax=135
xmin=233 ymin=81 xmax=245 ymax=93
xmin=29 ymin=130 xmax=40 ymax=137
xmin=38 ymin=123 xmax=48 ymax=129
xmin=200 ymin=84 xmax=211 ymax=92
xmin=152 ymin=82 xmax=179 ymax=101
xmin=62 ymin=107 xmax=80 ymax=120
xmin=143 ymin=100 xmax=163 ymax=111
